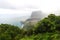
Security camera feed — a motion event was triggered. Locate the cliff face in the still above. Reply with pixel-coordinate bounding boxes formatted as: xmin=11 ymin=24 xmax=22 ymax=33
xmin=23 ymin=11 xmax=47 ymax=30
xmin=31 ymin=11 xmax=43 ymax=19
xmin=26 ymin=11 xmax=46 ymax=24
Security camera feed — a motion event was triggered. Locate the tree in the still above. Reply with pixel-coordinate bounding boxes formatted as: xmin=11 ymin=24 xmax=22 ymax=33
xmin=0 ymin=24 xmax=22 ymax=40
xmin=34 ymin=14 xmax=57 ymax=33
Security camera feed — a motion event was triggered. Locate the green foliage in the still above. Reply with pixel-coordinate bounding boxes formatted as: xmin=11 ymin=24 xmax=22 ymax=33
xmin=0 ymin=24 xmax=21 ymax=40
xmin=35 ymin=14 xmax=60 ymax=33
xmin=23 ymin=22 xmax=34 ymax=31
xmin=21 ymin=14 xmax=60 ymax=40
xmin=0 ymin=33 xmax=11 ymax=40
xmin=0 ymin=14 xmax=60 ymax=40
xmin=21 ymin=33 xmax=60 ymax=40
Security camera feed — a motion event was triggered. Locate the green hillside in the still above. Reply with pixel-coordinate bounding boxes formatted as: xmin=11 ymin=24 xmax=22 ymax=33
xmin=0 ymin=14 xmax=60 ymax=40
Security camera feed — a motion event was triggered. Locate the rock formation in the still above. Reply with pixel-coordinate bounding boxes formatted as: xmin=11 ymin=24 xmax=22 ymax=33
xmin=25 ymin=11 xmax=46 ymax=24
xmin=23 ymin=11 xmax=47 ymax=30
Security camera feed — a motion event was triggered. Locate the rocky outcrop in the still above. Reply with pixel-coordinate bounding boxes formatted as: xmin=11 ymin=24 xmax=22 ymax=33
xmin=25 ymin=11 xmax=46 ymax=24
xmin=23 ymin=11 xmax=47 ymax=30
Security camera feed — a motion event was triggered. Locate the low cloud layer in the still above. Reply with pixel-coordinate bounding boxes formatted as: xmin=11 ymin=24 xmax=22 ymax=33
xmin=0 ymin=0 xmax=60 ymax=14
xmin=0 ymin=0 xmax=40 ymax=9
xmin=0 ymin=0 xmax=15 ymax=9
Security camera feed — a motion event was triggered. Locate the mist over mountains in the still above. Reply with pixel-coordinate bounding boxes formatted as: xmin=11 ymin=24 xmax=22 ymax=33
xmin=0 ymin=11 xmax=60 ymax=27
xmin=0 ymin=14 xmax=30 ymax=27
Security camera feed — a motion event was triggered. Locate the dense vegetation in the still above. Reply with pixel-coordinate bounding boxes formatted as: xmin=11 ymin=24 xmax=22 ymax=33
xmin=0 ymin=14 xmax=60 ymax=40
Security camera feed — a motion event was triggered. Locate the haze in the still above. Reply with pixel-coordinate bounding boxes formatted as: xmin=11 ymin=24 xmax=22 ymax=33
xmin=0 ymin=0 xmax=60 ymax=26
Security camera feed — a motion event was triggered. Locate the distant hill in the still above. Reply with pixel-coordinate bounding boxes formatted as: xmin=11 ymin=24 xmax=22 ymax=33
xmin=25 ymin=11 xmax=47 ymax=24
xmin=23 ymin=11 xmax=47 ymax=29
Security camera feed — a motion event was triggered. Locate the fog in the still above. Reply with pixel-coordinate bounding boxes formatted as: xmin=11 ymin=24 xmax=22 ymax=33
xmin=0 ymin=0 xmax=60 ymax=27
xmin=0 ymin=14 xmax=30 ymax=27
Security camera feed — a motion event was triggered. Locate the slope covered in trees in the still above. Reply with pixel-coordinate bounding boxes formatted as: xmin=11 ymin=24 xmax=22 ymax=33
xmin=0 ymin=24 xmax=22 ymax=40
xmin=0 ymin=14 xmax=60 ymax=40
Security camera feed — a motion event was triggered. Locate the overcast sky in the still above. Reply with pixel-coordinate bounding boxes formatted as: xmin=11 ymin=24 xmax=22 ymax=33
xmin=0 ymin=0 xmax=60 ymax=16
xmin=0 ymin=0 xmax=60 ymax=26
xmin=0 ymin=0 xmax=40 ymax=16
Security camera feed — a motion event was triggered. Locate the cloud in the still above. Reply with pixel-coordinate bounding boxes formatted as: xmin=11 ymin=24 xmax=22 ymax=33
xmin=0 ymin=0 xmax=60 ymax=15
xmin=14 ymin=0 xmax=40 ymax=10
xmin=1 ymin=0 xmax=60 ymax=13
xmin=0 ymin=0 xmax=40 ymax=15
xmin=0 ymin=0 xmax=16 ymax=9
xmin=0 ymin=0 xmax=40 ymax=10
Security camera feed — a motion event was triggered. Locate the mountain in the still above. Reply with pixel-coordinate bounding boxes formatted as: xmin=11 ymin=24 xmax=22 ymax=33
xmin=25 ymin=11 xmax=47 ymax=24
xmin=23 ymin=11 xmax=48 ymax=30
